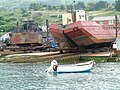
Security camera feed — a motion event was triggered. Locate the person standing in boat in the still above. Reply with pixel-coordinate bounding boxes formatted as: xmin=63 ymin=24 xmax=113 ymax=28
xmin=52 ymin=60 xmax=58 ymax=71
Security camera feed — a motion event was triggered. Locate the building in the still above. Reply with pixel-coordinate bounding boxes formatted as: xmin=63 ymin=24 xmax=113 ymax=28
xmin=62 ymin=10 xmax=89 ymax=25
xmin=92 ymin=16 xmax=120 ymax=25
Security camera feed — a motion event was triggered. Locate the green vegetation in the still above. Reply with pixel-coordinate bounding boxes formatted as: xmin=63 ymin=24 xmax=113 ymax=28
xmin=89 ymin=10 xmax=120 ymax=17
xmin=0 ymin=9 xmax=63 ymax=35
xmin=91 ymin=1 xmax=109 ymax=11
xmin=58 ymin=56 xmax=110 ymax=64
xmin=79 ymin=56 xmax=108 ymax=63
xmin=28 ymin=1 xmax=111 ymax=11
xmin=1 ymin=54 xmax=120 ymax=63
xmin=0 ymin=9 xmax=29 ymax=33
xmin=58 ymin=56 xmax=120 ymax=64
xmin=115 ymin=0 xmax=120 ymax=11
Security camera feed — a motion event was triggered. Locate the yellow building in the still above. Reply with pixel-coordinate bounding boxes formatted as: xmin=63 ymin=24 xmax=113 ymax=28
xmin=62 ymin=10 xmax=89 ymax=25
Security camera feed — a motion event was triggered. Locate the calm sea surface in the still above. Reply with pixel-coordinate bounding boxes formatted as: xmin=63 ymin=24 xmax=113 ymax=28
xmin=0 ymin=62 xmax=120 ymax=90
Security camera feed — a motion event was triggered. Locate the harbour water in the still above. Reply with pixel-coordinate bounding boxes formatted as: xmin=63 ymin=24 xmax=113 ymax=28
xmin=0 ymin=62 xmax=120 ymax=90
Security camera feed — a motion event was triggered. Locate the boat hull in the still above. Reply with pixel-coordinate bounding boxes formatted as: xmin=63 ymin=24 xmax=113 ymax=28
xmin=49 ymin=21 xmax=119 ymax=49
xmin=53 ymin=67 xmax=93 ymax=74
xmin=49 ymin=24 xmax=71 ymax=49
xmin=47 ymin=61 xmax=94 ymax=74
xmin=64 ymin=21 xmax=114 ymax=46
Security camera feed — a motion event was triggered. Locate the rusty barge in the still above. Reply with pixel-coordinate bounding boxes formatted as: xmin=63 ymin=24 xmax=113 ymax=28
xmin=0 ymin=20 xmax=48 ymax=52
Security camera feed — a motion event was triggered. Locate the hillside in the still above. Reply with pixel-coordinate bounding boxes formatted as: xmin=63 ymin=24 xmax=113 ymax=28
xmin=0 ymin=0 xmax=115 ymax=9
xmin=89 ymin=10 xmax=120 ymax=17
xmin=0 ymin=8 xmax=120 ymax=37
xmin=0 ymin=0 xmax=119 ymax=34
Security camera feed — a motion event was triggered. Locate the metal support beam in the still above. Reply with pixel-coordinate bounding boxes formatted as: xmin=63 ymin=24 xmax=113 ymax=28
xmin=46 ymin=19 xmax=49 ymax=48
xmin=115 ymin=15 xmax=118 ymax=38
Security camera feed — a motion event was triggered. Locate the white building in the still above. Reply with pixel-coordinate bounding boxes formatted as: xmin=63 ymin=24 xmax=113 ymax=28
xmin=76 ymin=10 xmax=88 ymax=22
xmin=92 ymin=16 xmax=120 ymax=25
xmin=62 ymin=10 xmax=89 ymax=25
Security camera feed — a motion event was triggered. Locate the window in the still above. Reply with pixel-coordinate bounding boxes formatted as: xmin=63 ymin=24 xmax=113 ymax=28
xmin=109 ymin=20 xmax=113 ymax=24
xmin=99 ymin=21 xmax=103 ymax=25
xmin=79 ymin=15 xmax=81 ymax=19
xmin=82 ymin=15 xmax=84 ymax=17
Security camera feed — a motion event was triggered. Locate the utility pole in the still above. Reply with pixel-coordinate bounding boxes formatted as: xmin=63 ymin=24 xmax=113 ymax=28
xmin=16 ymin=22 xmax=19 ymax=32
xmin=115 ymin=15 xmax=118 ymax=56
xmin=115 ymin=15 xmax=118 ymax=38
xmin=73 ymin=0 xmax=76 ymax=11
xmin=72 ymin=0 xmax=76 ymax=22
xmin=46 ymin=19 xmax=49 ymax=49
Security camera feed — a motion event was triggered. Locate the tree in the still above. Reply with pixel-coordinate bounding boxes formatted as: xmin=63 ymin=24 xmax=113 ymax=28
xmin=29 ymin=3 xmax=40 ymax=11
xmin=75 ymin=2 xmax=86 ymax=10
xmin=47 ymin=5 xmax=52 ymax=10
xmin=93 ymin=1 xmax=109 ymax=11
xmin=21 ymin=9 xmax=31 ymax=17
xmin=86 ymin=2 xmax=96 ymax=11
xmin=115 ymin=0 xmax=120 ymax=11
xmin=0 ymin=16 xmax=4 ymax=20
xmin=66 ymin=5 xmax=72 ymax=11
xmin=60 ymin=5 xmax=65 ymax=10
xmin=53 ymin=6 xmax=57 ymax=10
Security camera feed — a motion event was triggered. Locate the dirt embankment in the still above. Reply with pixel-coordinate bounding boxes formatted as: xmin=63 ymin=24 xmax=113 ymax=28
xmin=0 ymin=51 xmax=79 ymax=63
xmin=0 ymin=51 xmax=113 ymax=63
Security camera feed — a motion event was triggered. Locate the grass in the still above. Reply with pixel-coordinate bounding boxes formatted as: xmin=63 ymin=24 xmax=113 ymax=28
xmin=31 ymin=10 xmax=63 ymax=25
xmin=0 ymin=9 xmax=120 ymax=35
xmin=0 ymin=9 xmax=27 ymax=32
xmin=79 ymin=56 xmax=108 ymax=63
xmin=89 ymin=9 xmax=120 ymax=17
xmin=0 ymin=9 xmax=63 ymax=34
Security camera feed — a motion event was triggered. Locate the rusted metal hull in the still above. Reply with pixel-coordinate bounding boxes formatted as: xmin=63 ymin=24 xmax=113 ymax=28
xmin=10 ymin=32 xmax=43 ymax=45
xmin=49 ymin=21 xmax=120 ymax=49
xmin=49 ymin=24 xmax=70 ymax=49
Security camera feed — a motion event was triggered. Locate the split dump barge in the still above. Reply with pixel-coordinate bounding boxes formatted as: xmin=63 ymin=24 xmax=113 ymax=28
xmin=49 ymin=21 xmax=120 ymax=51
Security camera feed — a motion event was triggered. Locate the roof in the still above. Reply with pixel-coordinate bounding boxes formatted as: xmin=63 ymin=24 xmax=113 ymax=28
xmin=92 ymin=16 xmax=120 ymax=21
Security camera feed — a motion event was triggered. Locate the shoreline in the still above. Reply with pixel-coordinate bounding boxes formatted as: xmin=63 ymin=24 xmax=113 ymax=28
xmin=0 ymin=51 xmax=119 ymax=63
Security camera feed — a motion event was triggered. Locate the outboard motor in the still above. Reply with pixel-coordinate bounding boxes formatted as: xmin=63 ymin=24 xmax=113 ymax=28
xmin=46 ymin=60 xmax=58 ymax=73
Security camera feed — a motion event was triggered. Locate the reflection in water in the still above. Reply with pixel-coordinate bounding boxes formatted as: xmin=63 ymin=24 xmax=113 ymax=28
xmin=0 ymin=62 xmax=120 ymax=90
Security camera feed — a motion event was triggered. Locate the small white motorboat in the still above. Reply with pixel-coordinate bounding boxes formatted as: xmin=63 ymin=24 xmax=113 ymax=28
xmin=46 ymin=60 xmax=94 ymax=74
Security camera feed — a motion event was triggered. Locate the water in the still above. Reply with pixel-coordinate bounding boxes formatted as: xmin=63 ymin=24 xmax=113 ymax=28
xmin=0 ymin=62 xmax=120 ymax=90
